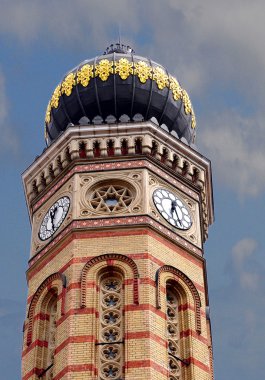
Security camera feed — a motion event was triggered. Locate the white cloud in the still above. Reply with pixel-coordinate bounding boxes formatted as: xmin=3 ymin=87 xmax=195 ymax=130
xmin=0 ymin=69 xmax=19 ymax=153
xmin=0 ymin=1 xmax=140 ymax=46
xmin=1 ymin=1 xmax=265 ymax=195
xmin=212 ymin=284 xmax=265 ymax=376
xmin=232 ymin=238 xmax=257 ymax=266
xmin=0 ymin=74 xmax=19 ymax=152
xmin=231 ymin=238 xmax=259 ymax=290
xmin=239 ymin=272 xmax=259 ymax=291
xmin=1 ymin=1 xmax=265 ymax=99
xmin=211 ymin=236 xmax=265 ymax=376
xmin=199 ymin=110 xmax=265 ymax=197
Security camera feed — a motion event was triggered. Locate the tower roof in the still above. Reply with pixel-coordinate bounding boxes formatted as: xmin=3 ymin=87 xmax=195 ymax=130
xmin=45 ymin=43 xmax=196 ymax=146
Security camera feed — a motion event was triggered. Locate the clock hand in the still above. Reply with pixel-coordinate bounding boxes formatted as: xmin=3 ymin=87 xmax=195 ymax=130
xmin=171 ymin=201 xmax=182 ymax=226
xmin=52 ymin=206 xmax=60 ymax=228
xmin=49 ymin=209 xmax=55 ymax=230
xmin=171 ymin=200 xmax=177 ymax=215
xmin=53 ymin=206 xmax=58 ymax=218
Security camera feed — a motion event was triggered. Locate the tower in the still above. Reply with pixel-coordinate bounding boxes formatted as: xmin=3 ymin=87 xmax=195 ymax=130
xmin=22 ymin=44 xmax=214 ymax=380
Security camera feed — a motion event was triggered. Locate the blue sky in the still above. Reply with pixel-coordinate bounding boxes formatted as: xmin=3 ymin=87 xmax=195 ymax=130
xmin=0 ymin=1 xmax=265 ymax=378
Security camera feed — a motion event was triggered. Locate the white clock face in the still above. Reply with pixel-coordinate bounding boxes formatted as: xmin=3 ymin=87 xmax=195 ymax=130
xmin=39 ymin=196 xmax=70 ymax=241
xmin=153 ymin=189 xmax=192 ymax=230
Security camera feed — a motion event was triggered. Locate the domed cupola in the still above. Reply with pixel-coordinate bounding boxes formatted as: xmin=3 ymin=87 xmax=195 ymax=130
xmin=45 ymin=43 xmax=196 ymax=146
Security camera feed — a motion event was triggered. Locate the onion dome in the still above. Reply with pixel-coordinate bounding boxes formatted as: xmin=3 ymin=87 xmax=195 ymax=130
xmin=45 ymin=43 xmax=196 ymax=146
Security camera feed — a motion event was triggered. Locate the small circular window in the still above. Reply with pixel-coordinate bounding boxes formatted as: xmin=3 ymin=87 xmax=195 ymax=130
xmin=88 ymin=181 xmax=134 ymax=213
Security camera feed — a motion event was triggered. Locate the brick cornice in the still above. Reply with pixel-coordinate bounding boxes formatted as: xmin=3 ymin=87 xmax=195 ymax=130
xmin=32 ymin=158 xmax=200 ymax=210
xmin=28 ymin=226 xmax=203 ymax=275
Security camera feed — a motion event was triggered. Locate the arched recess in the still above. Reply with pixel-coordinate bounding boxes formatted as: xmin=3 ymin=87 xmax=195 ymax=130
xmin=80 ymin=253 xmax=139 ymax=308
xmin=26 ymin=272 xmax=66 ymax=346
xmin=37 ymin=291 xmax=58 ymax=379
xmin=156 ymin=265 xmax=201 ymax=334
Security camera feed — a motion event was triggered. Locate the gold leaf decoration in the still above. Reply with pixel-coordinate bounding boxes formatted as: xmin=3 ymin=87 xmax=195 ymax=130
xmin=45 ymin=102 xmax=52 ymax=124
xmin=61 ymin=73 xmax=76 ymax=96
xmin=50 ymin=84 xmax=61 ymax=109
xmin=95 ymin=59 xmax=113 ymax=81
xmin=114 ymin=58 xmax=133 ymax=80
xmin=153 ymin=66 xmax=169 ymax=90
xmin=191 ymin=110 xmax=196 ymax=129
xmin=134 ymin=61 xmax=152 ymax=83
xmin=182 ymin=88 xmax=196 ymax=129
xmin=45 ymin=58 xmax=196 ymax=131
xmin=169 ymin=76 xmax=182 ymax=101
xmin=77 ymin=64 xmax=94 ymax=87
xmin=182 ymin=89 xmax=192 ymax=115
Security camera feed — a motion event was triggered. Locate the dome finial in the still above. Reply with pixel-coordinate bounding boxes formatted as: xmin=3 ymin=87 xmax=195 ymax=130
xmin=103 ymin=42 xmax=135 ymax=55
xmin=118 ymin=25 xmax=121 ymax=46
xmin=104 ymin=27 xmax=135 ymax=54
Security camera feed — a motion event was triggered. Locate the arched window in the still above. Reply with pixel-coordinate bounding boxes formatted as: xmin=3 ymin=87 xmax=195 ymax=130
xmin=156 ymin=265 xmax=202 ymax=380
xmin=25 ymin=273 xmax=65 ymax=379
xmin=37 ymin=292 xmax=58 ymax=379
xmin=44 ymin=295 xmax=57 ymax=379
xmin=97 ymin=271 xmax=124 ymax=380
xmin=166 ymin=286 xmax=182 ymax=380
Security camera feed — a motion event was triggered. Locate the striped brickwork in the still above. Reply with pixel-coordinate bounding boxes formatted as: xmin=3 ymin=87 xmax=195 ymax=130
xmin=22 ymin=228 xmax=213 ymax=379
xmin=22 ymin=122 xmax=214 ymax=379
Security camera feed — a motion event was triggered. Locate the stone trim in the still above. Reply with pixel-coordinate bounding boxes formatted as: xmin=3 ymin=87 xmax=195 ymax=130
xmin=156 ymin=265 xmax=202 ymax=334
xmin=26 ymin=272 xmax=66 ymax=346
xmin=29 ymin=216 xmax=202 ymax=268
xmin=80 ymin=253 xmax=139 ymax=307
xmin=22 ymin=327 xmax=208 ymax=360
xmin=32 ymin=159 xmax=199 ymax=213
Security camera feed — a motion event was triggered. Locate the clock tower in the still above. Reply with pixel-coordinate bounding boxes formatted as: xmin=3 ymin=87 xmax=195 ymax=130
xmin=22 ymin=44 xmax=214 ymax=380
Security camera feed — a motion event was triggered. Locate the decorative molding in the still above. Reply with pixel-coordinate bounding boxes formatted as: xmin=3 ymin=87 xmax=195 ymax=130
xmin=166 ymin=288 xmax=182 ymax=378
xmin=79 ymin=173 xmax=142 ymax=218
xmin=22 ymin=123 xmax=213 ymax=242
xmin=80 ymin=254 xmax=139 ymax=308
xmin=156 ymin=265 xmax=201 ymax=334
xmin=28 ymin=216 xmax=202 ymax=268
xmin=26 ymin=272 xmax=66 ymax=346
xmin=29 ymin=216 xmax=203 ymax=268
xmin=98 ymin=274 xmax=124 ymax=379
xmin=30 ymin=153 xmax=200 ymax=214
